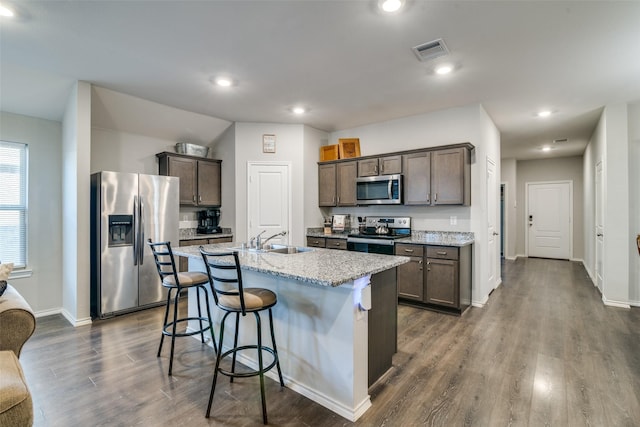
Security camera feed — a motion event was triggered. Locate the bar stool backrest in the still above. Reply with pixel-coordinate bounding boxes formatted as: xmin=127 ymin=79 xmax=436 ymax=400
xmin=147 ymin=239 xmax=180 ymax=288
xmin=199 ymin=248 xmax=247 ymax=315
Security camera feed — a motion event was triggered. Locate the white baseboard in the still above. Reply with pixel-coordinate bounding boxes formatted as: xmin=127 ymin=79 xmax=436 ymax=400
xmin=61 ymin=308 xmax=93 ymax=327
xmin=602 ymin=296 xmax=631 ymax=309
xmin=472 ymin=294 xmax=489 ymax=308
xmin=188 ymin=331 xmax=370 ymax=422
xmin=35 ymin=307 xmax=93 ymax=327
xmin=34 ymin=308 xmax=62 ymax=318
xmin=504 ymin=256 xmax=517 ymax=261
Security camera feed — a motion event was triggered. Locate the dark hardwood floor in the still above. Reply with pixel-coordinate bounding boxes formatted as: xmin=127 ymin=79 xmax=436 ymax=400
xmin=20 ymin=258 xmax=640 ymax=426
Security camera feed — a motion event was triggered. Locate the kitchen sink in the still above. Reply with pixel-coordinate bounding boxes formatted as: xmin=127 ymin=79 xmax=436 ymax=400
xmin=230 ymin=244 xmax=313 ymax=254
xmin=230 ymin=246 xmax=267 ymax=253
xmin=263 ymin=244 xmax=314 ymax=254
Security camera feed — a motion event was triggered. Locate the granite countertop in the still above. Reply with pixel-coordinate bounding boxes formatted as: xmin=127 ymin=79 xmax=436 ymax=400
xmin=306 ymin=228 xmax=474 ymax=247
xmin=306 ymin=230 xmax=350 ymax=239
xmin=398 ymin=231 xmax=475 ymax=247
xmin=174 ymin=241 xmax=409 ymax=288
xmin=180 ymin=233 xmax=234 ymax=241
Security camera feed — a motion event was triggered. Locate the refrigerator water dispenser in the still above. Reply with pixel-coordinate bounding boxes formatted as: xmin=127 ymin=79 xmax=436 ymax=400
xmin=108 ymin=215 xmax=133 ymax=247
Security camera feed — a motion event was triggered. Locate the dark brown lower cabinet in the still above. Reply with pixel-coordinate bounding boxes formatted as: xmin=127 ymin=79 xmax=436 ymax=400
xmin=425 ymin=258 xmax=458 ymax=308
xmin=395 ymin=244 xmax=424 ymax=301
xmin=397 ymin=244 xmax=472 ymax=315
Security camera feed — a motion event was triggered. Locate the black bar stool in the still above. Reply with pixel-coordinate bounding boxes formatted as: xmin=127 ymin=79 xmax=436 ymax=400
xmin=148 ymin=239 xmax=217 ymax=376
xmin=200 ymin=248 xmax=284 ymax=425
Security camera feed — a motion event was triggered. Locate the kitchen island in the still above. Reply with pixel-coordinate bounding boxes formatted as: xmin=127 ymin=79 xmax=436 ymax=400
xmin=174 ymin=242 xmax=408 ymax=421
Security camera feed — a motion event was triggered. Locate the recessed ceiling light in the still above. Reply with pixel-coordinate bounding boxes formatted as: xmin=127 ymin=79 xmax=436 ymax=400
xmin=292 ymin=106 xmax=306 ymax=115
xmin=215 ymin=77 xmax=233 ymax=87
xmin=435 ymin=65 xmax=453 ymax=75
xmin=379 ymin=0 xmax=404 ymax=13
xmin=0 ymin=4 xmax=15 ymax=17
xmin=542 ymin=146 xmax=552 ymax=152
xmin=537 ymin=110 xmax=552 ymax=118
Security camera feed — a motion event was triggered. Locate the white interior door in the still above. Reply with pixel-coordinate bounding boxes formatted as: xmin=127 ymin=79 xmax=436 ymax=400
xmin=595 ymin=161 xmax=604 ymax=291
xmin=487 ymin=157 xmax=498 ymax=289
xmin=527 ymin=181 xmax=572 ymax=259
xmin=247 ymin=162 xmax=291 ymax=245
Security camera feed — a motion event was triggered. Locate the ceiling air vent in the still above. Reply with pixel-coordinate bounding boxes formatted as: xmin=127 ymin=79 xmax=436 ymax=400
xmin=553 ymin=138 xmax=568 ymax=144
xmin=412 ymin=38 xmax=449 ymax=62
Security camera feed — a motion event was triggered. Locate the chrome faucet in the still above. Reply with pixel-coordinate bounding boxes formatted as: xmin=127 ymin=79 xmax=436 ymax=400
xmin=249 ymin=230 xmax=266 ymax=249
xmin=260 ymin=230 xmax=288 ymax=249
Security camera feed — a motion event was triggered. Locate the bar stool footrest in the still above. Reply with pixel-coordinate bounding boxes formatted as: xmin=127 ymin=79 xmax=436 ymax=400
xmin=162 ymin=317 xmax=213 ymax=338
xmin=218 ymin=345 xmax=278 ymax=378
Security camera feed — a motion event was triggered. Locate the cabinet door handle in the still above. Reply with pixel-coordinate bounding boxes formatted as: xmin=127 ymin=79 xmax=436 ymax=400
xmin=199 ymin=195 xmax=202 ymax=202
xmin=437 ymin=251 xmax=447 ymax=255
xmin=374 ymin=165 xmax=378 ymax=174
xmin=193 ymin=195 xmax=196 ymax=203
xmin=332 ymin=196 xmax=336 ymax=204
xmin=404 ymin=249 xmax=414 ymax=253
xmin=337 ymin=196 xmax=340 ymax=204
xmin=334 ymin=242 xmax=341 ymax=246
xmin=434 ymin=193 xmax=438 ymax=202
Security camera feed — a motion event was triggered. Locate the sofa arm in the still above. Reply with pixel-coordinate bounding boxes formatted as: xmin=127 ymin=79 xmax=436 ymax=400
xmin=0 ymin=285 xmax=36 ymax=358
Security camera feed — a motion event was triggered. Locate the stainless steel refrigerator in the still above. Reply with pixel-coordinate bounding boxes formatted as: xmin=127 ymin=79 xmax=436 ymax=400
xmin=90 ymin=171 xmax=179 ymax=319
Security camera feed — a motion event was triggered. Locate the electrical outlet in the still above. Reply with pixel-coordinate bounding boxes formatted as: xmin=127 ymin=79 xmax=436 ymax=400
xmin=450 ymin=216 xmax=457 ymax=225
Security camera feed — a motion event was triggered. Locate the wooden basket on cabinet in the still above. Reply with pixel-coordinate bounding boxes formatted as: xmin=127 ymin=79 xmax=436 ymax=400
xmin=320 ymin=144 xmax=339 ymax=161
xmin=338 ymin=138 xmax=361 ymax=159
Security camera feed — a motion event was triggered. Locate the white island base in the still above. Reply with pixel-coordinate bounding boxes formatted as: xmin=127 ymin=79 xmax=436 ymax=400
xmin=187 ymin=257 xmax=379 ymax=421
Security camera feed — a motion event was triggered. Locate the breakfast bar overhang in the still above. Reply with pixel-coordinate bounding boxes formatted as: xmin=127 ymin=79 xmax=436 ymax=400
xmin=174 ymin=243 xmax=408 ymax=421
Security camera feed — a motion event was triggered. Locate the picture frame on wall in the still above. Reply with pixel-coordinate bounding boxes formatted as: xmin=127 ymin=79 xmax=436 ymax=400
xmin=263 ymin=134 xmax=276 ymax=153
xmin=338 ymin=138 xmax=361 ymax=159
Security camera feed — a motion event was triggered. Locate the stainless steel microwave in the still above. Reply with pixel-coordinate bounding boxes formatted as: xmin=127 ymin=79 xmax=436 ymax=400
xmin=356 ymin=174 xmax=402 ymax=205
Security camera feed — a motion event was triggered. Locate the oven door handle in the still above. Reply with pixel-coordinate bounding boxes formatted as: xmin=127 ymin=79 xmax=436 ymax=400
xmin=347 ymin=237 xmax=395 ymax=246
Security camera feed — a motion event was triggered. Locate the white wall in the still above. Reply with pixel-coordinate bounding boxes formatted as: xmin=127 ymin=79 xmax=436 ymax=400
xmin=582 ymin=141 xmax=595 ymax=281
xmin=583 ymin=103 xmax=635 ymax=307
xmin=211 ymin=124 xmax=237 ymax=231
xmin=303 ymin=125 xmax=329 ymax=230
xmin=233 ymin=123 xmax=307 ymax=246
xmin=0 ymin=112 xmax=63 ymax=314
xmin=603 ymin=104 xmax=630 ymax=305
xmin=328 ymin=104 xmax=501 ymax=306
xmin=627 ymin=101 xmax=640 ymax=304
xmin=515 ymin=156 xmax=584 ymax=260
xmin=501 ymin=158 xmax=517 ymax=259
xmin=61 ymin=81 xmax=92 ymax=325
xmin=91 ymin=127 xmax=175 ymax=175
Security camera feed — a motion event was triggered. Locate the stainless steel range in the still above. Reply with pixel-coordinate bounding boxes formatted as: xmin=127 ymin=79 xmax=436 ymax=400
xmin=347 ymin=217 xmax=411 ymax=255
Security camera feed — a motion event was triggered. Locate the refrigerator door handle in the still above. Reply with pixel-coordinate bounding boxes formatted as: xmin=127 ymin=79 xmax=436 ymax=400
xmin=133 ymin=195 xmax=138 ymax=266
xmin=139 ymin=196 xmax=145 ymax=265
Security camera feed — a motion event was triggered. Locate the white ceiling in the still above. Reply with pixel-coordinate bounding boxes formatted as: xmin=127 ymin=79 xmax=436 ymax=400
xmin=1 ymin=1 xmax=640 ymax=160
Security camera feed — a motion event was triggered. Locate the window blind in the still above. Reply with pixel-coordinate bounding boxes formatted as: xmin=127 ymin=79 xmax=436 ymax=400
xmin=0 ymin=141 xmax=28 ymax=268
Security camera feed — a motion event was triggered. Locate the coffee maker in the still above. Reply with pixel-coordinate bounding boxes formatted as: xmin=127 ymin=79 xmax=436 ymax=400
xmin=197 ymin=208 xmax=221 ymax=234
